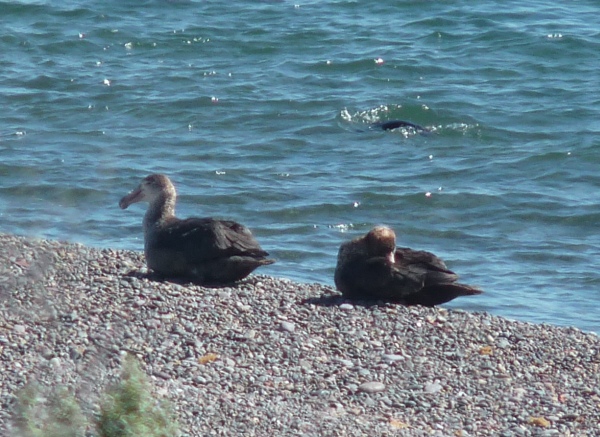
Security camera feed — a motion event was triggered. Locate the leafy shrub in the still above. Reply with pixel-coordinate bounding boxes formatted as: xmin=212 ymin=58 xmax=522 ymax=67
xmin=97 ymin=355 xmax=179 ymax=437
xmin=11 ymin=384 xmax=86 ymax=437
xmin=10 ymin=355 xmax=179 ymax=437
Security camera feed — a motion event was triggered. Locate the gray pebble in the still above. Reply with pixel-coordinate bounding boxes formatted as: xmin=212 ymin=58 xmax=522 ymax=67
xmin=497 ymin=338 xmax=511 ymax=349
xmin=279 ymin=321 xmax=296 ymax=332
xmin=424 ymin=381 xmax=443 ymax=394
xmin=382 ymin=354 xmax=404 ymax=362
xmin=357 ymin=382 xmax=386 ymax=393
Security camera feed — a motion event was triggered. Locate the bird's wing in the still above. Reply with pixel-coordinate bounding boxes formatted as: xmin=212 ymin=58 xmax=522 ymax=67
xmin=153 ymin=217 xmax=269 ymax=261
xmin=395 ymin=247 xmax=459 ymax=284
xmin=342 ymin=256 xmax=424 ymax=300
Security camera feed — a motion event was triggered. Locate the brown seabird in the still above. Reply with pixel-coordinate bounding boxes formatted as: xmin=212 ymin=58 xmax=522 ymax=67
xmin=334 ymin=226 xmax=482 ymax=306
xmin=119 ymin=174 xmax=274 ymax=285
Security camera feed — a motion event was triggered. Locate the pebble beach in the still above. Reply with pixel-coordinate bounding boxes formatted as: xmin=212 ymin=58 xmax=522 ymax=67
xmin=1 ymin=233 xmax=599 ymax=436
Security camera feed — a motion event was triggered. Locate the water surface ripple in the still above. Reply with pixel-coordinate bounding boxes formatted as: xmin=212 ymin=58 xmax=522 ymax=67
xmin=1 ymin=1 xmax=599 ymax=332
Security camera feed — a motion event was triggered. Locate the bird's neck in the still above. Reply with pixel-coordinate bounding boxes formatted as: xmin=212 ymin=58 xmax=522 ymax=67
xmin=143 ymin=194 xmax=176 ymax=234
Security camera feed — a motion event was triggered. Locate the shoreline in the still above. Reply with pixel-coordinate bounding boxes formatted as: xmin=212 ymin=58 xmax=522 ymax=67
xmin=1 ymin=233 xmax=599 ymax=436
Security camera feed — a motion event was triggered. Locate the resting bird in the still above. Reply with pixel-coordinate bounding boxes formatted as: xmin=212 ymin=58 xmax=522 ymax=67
xmin=334 ymin=226 xmax=482 ymax=306
xmin=119 ymin=174 xmax=274 ymax=285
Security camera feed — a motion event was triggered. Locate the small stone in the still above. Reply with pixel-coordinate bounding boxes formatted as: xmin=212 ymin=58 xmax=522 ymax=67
xmin=424 ymin=381 xmax=443 ymax=394
xmin=144 ymin=318 xmax=161 ymax=329
xmin=358 ymin=368 xmax=371 ymax=377
xmin=497 ymin=338 xmax=511 ymax=349
xmin=41 ymin=347 xmax=54 ymax=360
xmin=382 ymin=354 xmax=404 ymax=362
xmin=69 ymin=347 xmax=83 ymax=360
xmin=236 ymin=302 xmax=251 ymax=312
xmin=280 ymin=321 xmax=296 ymax=333
xmin=380 ymin=396 xmax=393 ymax=406
xmin=154 ymin=370 xmax=171 ymax=380
xmin=339 ymin=303 xmax=354 ymax=311
xmin=357 ymin=381 xmax=386 ymax=393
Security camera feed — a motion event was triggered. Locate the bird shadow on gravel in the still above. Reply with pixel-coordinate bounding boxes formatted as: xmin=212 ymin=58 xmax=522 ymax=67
xmin=122 ymin=269 xmax=239 ymax=289
xmin=301 ymin=294 xmax=392 ymax=309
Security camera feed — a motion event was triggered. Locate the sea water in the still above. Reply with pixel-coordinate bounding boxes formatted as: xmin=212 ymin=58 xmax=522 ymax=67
xmin=1 ymin=0 xmax=599 ymax=332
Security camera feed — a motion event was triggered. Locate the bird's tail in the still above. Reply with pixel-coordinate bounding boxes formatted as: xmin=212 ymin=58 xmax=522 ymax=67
xmin=442 ymin=283 xmax=483 ymax=297
xmin=402 ymin=282 xmax=483 ymax=306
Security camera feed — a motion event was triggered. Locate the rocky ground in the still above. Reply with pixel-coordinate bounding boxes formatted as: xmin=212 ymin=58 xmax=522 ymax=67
xmin=1 ymin=233 xmax=599 ymax=436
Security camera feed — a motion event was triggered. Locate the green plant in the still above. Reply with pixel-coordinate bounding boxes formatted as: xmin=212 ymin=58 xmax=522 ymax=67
xmin=96 ymin=355 xmax=179 ymax=437
xmin=11 ymin=383 xmax=86 ymax=437
xmin=10 ymin=355 xmax=179 ymax=437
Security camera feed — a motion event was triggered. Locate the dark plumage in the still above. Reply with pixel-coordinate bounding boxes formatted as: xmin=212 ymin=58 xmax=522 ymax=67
xmin=119 ymin=174 xmax=274 ymax=284
xmin=334 ymin=226 xmax=482 ymax=306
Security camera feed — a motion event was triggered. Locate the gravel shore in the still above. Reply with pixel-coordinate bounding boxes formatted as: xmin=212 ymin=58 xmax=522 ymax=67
xmin=1 ymin=233 xmax=599 ymax=436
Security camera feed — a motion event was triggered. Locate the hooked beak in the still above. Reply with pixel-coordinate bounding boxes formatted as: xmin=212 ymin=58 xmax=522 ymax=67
xmin=119 ymin=187 xmax=144 ymax=209
xmin=387 ymin=251 xmax=396 ymax=264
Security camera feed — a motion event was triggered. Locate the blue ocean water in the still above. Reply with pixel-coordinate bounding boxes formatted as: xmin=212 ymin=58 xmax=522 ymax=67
xmin=1 ymin=1 xmax=599 ymax=332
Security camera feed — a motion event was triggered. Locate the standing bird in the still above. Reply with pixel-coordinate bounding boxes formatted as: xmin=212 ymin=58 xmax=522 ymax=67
xmin=334 ymin=226 xmax=482 ymax=306
xmin=119 ymin=174 xmax=274 ymax=285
